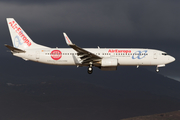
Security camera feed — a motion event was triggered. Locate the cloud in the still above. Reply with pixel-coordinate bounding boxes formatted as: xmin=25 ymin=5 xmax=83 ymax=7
xmin=0 ymin=0 xmax=66 ymax=4
xmin=1 ymin=0 xmax=180 ymax=41
xmin=0 ymin=1 xmax=132 ymax=34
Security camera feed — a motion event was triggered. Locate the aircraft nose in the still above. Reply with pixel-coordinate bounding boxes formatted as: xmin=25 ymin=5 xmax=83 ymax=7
xmin=169 ymin=56 xmax=175 ymax=63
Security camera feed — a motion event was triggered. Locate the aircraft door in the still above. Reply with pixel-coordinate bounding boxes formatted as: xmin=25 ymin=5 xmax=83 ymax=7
xmin=36 ymin=51 xmax=40 ymax=59
xmin=110 ymin=53 xmax=116 ymax=57
xmin=153 ymin=52 xmax=157 ymax=59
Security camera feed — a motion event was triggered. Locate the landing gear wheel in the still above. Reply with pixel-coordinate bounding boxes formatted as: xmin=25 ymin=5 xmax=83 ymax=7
xmin=156 ymin=67 xmax=159 ymax=72
xmin=88 ymin=67 xmax=93 ymax=74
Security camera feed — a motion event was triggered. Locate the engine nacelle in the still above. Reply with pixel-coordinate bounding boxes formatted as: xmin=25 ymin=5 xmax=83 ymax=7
xmin=101 ymin=58 xmax=118 ymax=67
xmin=100 ymin=58 xmax=118 ymax=71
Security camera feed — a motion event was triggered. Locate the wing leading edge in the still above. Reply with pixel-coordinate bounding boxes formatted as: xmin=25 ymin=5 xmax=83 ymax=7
xmin=63 ymin=33 xmax=101 ymax=64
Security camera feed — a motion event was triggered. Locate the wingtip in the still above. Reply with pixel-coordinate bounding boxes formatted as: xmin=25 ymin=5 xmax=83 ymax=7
xmin=63 ymin=32 xmax=73 ymax=45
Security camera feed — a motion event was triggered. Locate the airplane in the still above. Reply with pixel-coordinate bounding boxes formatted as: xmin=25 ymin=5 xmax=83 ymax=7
xmin=5 ymin=18 xmax=175 ymax=74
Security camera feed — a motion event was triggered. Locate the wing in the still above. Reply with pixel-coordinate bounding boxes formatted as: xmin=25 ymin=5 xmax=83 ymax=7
xmin=63 ymin=33 xmax=101 ymax=64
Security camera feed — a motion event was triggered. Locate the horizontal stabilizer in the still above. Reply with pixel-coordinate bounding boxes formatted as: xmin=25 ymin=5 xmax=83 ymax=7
xmin=5 ymin=44 xmax=26 ymax=53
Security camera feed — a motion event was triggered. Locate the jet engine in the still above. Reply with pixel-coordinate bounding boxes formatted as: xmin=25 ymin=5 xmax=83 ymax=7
xmin=100 ymin=58 xmax=118 ymax=71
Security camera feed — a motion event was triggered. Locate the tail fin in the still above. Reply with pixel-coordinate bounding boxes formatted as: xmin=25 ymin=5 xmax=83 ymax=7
xmin=6 ymin=18 xmax=48 ymax=49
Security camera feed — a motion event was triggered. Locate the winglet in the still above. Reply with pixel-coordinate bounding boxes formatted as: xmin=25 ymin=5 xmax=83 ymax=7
xmin=63 ymin=32 xmax=73 ymax=45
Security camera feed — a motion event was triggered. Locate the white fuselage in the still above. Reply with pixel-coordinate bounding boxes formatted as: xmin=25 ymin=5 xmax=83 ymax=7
xmin=14 ymin=48 xmax=175 ymax=67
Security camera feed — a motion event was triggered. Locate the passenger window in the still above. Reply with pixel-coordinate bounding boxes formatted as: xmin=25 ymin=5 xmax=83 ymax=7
xmin=162 ymin=53 xmax=167 ymax=56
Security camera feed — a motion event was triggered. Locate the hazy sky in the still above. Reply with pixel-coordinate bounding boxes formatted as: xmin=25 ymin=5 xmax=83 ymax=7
xmin=1 ymin=0 xmax=180 ymax=81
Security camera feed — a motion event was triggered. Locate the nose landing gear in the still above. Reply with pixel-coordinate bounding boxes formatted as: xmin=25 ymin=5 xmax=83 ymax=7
xmin=156 ymin=67 xmax=159 ymax=72
xmin=156 ymin=65 xmax=165 ymax=73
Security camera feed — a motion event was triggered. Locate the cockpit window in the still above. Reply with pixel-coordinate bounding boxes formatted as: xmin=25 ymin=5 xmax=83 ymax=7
xmin=162 ymin=53 xmax=168 ymax=56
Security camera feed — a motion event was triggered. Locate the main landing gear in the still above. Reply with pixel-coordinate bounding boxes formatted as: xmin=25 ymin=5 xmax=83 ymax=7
xmin=88 ymin=64 xmax=93 ymax=74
